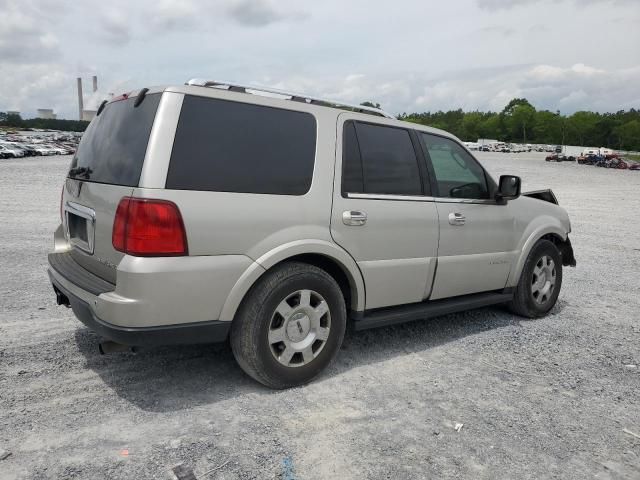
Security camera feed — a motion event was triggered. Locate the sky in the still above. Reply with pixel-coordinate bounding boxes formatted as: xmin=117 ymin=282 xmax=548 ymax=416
xmin=1 ymin=0 xmax=639 ymax=119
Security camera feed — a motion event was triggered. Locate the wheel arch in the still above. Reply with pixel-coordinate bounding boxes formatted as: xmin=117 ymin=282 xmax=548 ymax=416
xmin=507 ymin=220 xmax=568 ymax=287
xmin=219 ymin=240 xmax=365 ymax=322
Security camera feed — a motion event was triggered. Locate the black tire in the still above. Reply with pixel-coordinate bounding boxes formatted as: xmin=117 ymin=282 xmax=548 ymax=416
xmin=509 ymin=240 xmax=563 ymax=318
xmin=230 ymin=262 xmax=346 ymax=389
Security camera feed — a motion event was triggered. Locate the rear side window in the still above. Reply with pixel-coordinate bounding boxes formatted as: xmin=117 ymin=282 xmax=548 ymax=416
xmin=167 ymin=96 xmax=316 ymax=195
xmin=69 ymin=94 xmax=161 ymax=186
xmin=342 ymin=121 xmax=423 ymax=196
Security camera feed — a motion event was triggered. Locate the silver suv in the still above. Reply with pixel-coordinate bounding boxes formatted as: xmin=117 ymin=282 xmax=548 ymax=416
xmin=48 ymin=79 xmax=576 ymax=389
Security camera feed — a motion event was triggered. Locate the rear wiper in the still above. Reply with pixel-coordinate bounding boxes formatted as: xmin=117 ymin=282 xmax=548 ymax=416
xmin=68 ymin=166 xmax=93 ymax=179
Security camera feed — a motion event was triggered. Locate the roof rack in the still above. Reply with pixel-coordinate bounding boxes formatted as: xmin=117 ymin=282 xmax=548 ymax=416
xmin=185 ymin=78 xmax=395 ymax=119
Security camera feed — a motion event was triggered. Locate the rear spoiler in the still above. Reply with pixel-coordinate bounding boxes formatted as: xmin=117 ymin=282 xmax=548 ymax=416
xmin=523 ymin=189 xmax=558 ymax=205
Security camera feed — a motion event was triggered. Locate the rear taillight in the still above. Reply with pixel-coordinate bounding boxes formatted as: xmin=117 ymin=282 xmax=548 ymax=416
xmin=112 ymin=197 xmax=188 ymax=256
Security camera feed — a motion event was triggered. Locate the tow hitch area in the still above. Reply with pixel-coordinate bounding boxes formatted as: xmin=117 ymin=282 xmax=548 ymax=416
xmin=98 ymin=341 xmax=138 ymax=355
xmin=53 ymin=286 xmax=70 ymax=308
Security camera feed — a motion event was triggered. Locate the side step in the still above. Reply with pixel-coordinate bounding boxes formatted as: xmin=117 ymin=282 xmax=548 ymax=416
xmin=352 ymin=291 xmax=513 ymax=331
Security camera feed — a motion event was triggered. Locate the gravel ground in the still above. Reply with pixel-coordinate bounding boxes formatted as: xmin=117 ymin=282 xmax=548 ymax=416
xmin=0 ymin=153 xmax=638 ymax=479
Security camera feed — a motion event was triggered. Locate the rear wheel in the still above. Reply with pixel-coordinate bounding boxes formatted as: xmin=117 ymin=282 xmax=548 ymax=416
xmin=509 ymin=240 xmax=562 ymax=318
xmin=230 ymin=262 xmax=346 ymax=389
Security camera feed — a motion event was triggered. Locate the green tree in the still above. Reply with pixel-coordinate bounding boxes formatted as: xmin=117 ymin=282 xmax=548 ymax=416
xmin=509 ymin=104 xmax=536 ymax=143
xmin=566 ymin=111 xmax=599 ymax=146
xmin=533 ymin=111 xmax=562 ymax=144
xmin=614 ymin=120 xmax=640 ymax=150
xmin=502 ymin=98 xmax=534 ymax=116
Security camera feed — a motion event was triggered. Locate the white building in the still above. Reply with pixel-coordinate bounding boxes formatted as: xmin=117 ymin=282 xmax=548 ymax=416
xmin=37 ymin=109 xmax=57 ymax=119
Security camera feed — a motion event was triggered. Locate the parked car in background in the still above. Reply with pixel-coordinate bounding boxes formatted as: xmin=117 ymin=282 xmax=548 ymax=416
xmin=28 ymin=144 xmax=53 ymax=156
xmin=0 ymin=144 xmax=25 ymax=157
xmin=44 ymin=144 xmax=68 ymax=155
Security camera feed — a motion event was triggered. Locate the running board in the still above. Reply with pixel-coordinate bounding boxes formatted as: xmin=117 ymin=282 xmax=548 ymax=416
xmin=352 ymin=291 xmax=513 ymax=331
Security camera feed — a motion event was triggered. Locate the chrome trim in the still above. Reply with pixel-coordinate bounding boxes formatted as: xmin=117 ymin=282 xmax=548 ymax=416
xmin=432 ymin=197 xmax=498 ymax=205
xmin=342 ymin=210 xmax=367 ymax=226
xmin=346 ymin=193 xmax=435 ymax=202
xmin=185 ymin=78 xmax=394 ymax=119
xmin=345 ymin=193 xmax=498 ymax=205
xmin=64 ymin=201 xmax=96 ymax=254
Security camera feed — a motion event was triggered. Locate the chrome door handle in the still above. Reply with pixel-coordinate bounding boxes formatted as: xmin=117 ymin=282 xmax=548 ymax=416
xmin=343 ymin=210 xmax=367 ymax=226
xmin=448 ymin=212 xmax=465 ymax=226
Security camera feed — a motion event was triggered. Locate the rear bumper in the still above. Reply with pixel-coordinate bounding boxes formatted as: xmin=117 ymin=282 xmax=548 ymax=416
xmin=49 ymin=269 xmax=231 ymax=346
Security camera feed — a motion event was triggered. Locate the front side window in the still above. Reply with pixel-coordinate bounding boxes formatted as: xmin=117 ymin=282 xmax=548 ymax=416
xmin=342 ymin=121 xmax=423 ymax=196
xmin=420 ymin=133 xmax=489 ymax=199
xmin=167 ymin=95 xmax=316 ymax=195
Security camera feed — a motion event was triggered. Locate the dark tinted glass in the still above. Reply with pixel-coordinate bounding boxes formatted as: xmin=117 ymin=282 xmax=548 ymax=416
xmin=354 ymin=122 xmax=422 ymax=195
xmin=167 ymin=96 xmax=316 ymax=195
xmin=342 ymin=121 xmax=364 ymax=194
xmin=420 ymin=133 xmax=488 ymax=199
xmin=69 ymin=94 xmax=161 ymax=186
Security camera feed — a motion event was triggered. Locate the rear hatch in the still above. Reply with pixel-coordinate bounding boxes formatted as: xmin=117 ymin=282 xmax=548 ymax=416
xmin=62 ymin=92 xmax=162 ymax=283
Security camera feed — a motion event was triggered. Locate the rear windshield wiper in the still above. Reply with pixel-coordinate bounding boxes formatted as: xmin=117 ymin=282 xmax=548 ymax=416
xmin=68 ymin=166 xmax=93 ymax=179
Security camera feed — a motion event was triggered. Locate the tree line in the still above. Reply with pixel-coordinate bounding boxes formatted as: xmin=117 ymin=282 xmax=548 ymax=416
xmin=0 ymin=112 xmax=89 ymax=133
xmin=393 ymin=99 xmax=640 ymax=151
xmin=3 ymin=98 xmax=640 ymax=150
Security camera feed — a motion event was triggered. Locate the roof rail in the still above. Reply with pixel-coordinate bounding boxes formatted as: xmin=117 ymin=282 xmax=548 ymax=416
xmin=185 ymin=78 xmax=395 ymax=119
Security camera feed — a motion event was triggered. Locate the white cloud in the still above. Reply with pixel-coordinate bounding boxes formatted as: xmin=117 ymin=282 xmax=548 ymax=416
xmin=0 ymin=0 xmax=638 ymax=119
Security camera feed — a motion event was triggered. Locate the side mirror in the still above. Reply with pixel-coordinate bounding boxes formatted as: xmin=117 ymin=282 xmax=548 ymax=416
xmin=496 ymin=175 xmax=521 ymax=202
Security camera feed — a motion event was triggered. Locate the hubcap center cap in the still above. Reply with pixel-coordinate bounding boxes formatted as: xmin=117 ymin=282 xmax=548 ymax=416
xmin=286 ymin=312 xmax=311 ymax=342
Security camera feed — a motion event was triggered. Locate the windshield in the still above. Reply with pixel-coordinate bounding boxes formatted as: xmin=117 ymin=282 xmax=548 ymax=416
xmin=68 ymin=93 xmax=161 ymax=185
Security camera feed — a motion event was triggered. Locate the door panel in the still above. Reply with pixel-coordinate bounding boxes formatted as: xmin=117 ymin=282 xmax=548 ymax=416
xmin=429 ymin=200 xmax=518 ymax=300
xmin=331 ymin=114 xmax=440 ymax=310
xmin=331 ymin=197 xmax=439 ymax=309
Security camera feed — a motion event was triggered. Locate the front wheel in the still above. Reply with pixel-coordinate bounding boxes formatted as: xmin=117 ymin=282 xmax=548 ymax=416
xmin=230 ymin=262 xmax=346 ymax=389
xmin=509 ymin=240 xmax=563 ymax=318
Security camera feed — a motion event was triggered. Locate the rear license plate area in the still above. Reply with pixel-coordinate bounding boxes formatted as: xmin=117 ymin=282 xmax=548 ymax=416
xmin=64 ymin=202 xmax=95 ymax=254
xmin=68 ymin=213 xmax=88 ymax=243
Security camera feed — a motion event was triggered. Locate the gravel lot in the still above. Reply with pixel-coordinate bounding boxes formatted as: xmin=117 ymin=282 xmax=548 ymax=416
xmin=1 ymin=153 xmax=639 ymax=479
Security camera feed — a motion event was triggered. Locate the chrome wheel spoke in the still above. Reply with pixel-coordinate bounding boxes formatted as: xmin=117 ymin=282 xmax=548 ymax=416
xmin=316 ymin=326 xmax=330 ymax=341
xmin=268 ymin=326 xmax=286 ymax=344
xmin=299 ymin=289 xmax=311 ymax=308
xmin=279 ymin=346 xmax=295 ymax=365
xmin=301 ymin=345 xmax=315 ymax=363
xmin=315 ymin=300 xmax=329 ymax=318
xmin=275 ymin=300 xmax=293 ymax=318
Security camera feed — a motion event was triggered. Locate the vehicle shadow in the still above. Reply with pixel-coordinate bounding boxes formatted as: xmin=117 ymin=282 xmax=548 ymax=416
xmin=75 ymin=303 xmax=563 ymax=413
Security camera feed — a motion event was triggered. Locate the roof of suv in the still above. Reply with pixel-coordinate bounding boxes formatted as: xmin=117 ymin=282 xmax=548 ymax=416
xmin=110 ymin=81 xmax=459 ymax=143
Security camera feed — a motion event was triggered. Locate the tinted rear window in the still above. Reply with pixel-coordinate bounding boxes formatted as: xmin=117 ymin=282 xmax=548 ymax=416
xmin=69 ymin=93 xmax=161 ymax=186
xmin=166 ymin=95 xmax=316 ymax=195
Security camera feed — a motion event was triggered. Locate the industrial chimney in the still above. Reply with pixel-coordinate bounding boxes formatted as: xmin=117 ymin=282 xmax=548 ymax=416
xmin=92 ymin=75 xmax=98 ymax=93
xmin=77 ymin=77 xmax=84 ymax=120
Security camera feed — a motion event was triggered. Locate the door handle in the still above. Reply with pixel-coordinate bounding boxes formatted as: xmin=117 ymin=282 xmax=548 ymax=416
xmin=343 ymin=210 xmax=367 ymax=226
xmin=448 ymin=212 xmax=466 ymax=226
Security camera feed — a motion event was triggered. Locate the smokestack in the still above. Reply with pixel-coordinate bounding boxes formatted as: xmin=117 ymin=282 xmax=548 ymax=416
xmin=77 ymin=77 xmax=84 ymax=120
xmin=92 ymin=75 xmax=98 ymax=93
